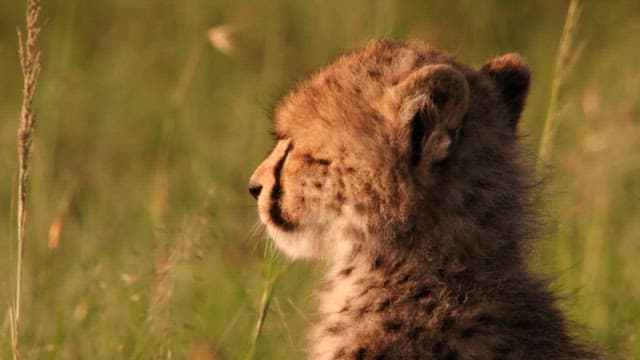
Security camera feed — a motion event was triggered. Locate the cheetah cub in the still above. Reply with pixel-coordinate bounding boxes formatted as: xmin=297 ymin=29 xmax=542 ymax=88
xmin=249 ymin=40 xmax=599 ymax=359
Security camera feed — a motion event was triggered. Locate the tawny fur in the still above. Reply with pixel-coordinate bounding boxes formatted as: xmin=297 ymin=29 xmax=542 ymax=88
xmin=249 ymin=39 xmax=600 ymax=359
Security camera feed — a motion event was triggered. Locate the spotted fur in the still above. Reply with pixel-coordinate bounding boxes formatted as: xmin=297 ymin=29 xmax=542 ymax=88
xmin=249 ymin=39 xmax=600 ymax=359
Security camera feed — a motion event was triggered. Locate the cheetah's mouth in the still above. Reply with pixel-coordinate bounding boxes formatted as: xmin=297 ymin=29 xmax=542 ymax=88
xmin=268 ymin=142 xmax=298 ymax=231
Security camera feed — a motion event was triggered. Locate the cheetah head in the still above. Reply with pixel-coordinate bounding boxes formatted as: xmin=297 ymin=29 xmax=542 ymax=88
xmin=249 ymin=40 xmax=530 ymax=260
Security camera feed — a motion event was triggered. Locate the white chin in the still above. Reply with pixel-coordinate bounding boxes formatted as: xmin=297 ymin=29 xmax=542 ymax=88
xmin=265 ymin=225 xmax=321 ymax=259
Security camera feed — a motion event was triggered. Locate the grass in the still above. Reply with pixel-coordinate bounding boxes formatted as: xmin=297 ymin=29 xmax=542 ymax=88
xmin=12 ymin=0 xmax=42 ymax=358
xmin=536 ymin=0 xmax=583 ymax=175
xmin=1 ymin=0 xmax=639 ymax=358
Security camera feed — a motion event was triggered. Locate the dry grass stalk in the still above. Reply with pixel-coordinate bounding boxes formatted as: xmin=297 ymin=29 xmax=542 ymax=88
xmin=12 ymin=0 xmax=42 ymax=358
xmin=148 ymin=194 xmax=211 ymax=358
xmin=536 ymin=0 xmax=583 ymax=175
xmin=245 ymin=246 xmax=291 ymax=360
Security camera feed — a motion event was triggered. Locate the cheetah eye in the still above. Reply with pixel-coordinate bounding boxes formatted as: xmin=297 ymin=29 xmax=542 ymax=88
xmin=303 ymin=153 xmax=332 ymax=166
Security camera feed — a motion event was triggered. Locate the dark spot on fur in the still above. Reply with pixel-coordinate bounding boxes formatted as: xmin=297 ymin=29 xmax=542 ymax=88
xmin=325 ymin=76 xmax=342 ymax=91
xmin=388 ymin=259 xmax=404 ymax=273
xmin=457 ymin=294 xmax=466 ymax=305
xmin=462 ymin=192 xmax=477 ymax=208
xmin=354 ymin=203 xmax=366 ymax=214
xmin=334 ymin=347 xmax=346 ymax=357
xmin=461 ymin=326 xmax=478 ymax=338
xmin=367 ymin=69 xmax=381 ymax=79
xmin=314 ymin=182 xmax=323 ymax=189
xmin=339 ymin=267 xmax=354 ymax=277
xmin=354 ymin=86 xmax=362 ymax=94
xmin=359 ymin=285 xmax=374 ymax=297
xmin=441 ymin=316 xmax=454 ymax=331
xmin=355 ymin=347 xmax=367 ymax=360
xmin=493 ymin=344 xmax=512 ymax=354
xmin=476 ymin=313 xmax=495 ymax=325
xmin=357 ymin=303 xmax=375 ymax=318
xmin=425 ymin=302 xmax=437 ymax=314
xmin=346 ymin=166 xmax=356 ymax=173
xmin=396 ymin=273 xmax=411 ymax=285
xmin=432 ymin=341 xmax=444 ymax=356
xmin=408 ymin=326 xmax=425 ymax=340
xmin=412 ymin=285 xmax=433 ymax=299
xmin=336 ymin=191 xmax=346 ymax=202
xmin=326 ymin=322 xmax=345 ymax=335
xmin=444 ymin=349 xmax=459 ymax=360
xmin=376 ymin=298 xmax=391 ymax=312
xmin=474 ymin=178 xmax=490 ymax=189
xmin=382 ymin=319 xmax=402 ymax=332
xmin=373 ymin=255 xmax=386 ymax=269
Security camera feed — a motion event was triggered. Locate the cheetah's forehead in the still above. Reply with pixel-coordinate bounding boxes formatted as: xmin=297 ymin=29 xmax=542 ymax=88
xmin=272 ymin=40 xmax=462 ymax=140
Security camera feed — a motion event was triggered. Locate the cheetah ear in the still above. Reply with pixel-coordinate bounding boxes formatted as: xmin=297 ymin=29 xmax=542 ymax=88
xmin=392 ymin=64 xmax=469 ymax=166
xmin=481 ymin=53 xmax=530 ymax=130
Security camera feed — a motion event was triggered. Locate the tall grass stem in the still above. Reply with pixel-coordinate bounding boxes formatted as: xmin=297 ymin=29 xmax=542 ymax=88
xmin=536 ymin=0 xmax=582 ymax=175
xmin=13 ymin=0 xmax=42 ymax=358
xmin=245 ymin=248 xmax=291 ymax=360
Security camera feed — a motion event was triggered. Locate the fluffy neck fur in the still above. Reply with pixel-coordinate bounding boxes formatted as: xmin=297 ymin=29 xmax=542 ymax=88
xmin=309 ymin=154 xmax=599 ymax=359
xmin=310 ymin=231 xmax=597 ymax=360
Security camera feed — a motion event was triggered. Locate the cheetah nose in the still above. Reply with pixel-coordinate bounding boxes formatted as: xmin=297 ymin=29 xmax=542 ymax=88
xmin=248 ymin=182 xmax=263 ymax=200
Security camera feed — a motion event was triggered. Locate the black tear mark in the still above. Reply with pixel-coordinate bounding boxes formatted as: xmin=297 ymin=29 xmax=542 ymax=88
xmin=269 ymin=142 xmax=297 ymax=231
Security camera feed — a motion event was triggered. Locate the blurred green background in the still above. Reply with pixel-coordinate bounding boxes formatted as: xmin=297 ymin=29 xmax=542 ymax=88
xmin=1 ymin=0 xmax=639 ymax=358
